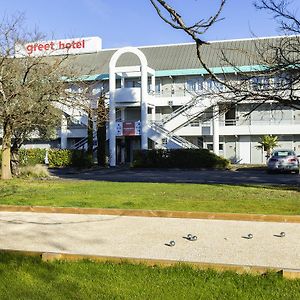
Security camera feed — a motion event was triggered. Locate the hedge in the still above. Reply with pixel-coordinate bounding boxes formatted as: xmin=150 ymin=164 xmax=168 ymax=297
xmin=0 ymin=148 xmax=93 ymax=168
xmin=19 ymin=148 xmax=47 ymax=166
xmin=132 ymin=149 xmax=230 ymax=169
xmin=48 ymin=149 xmax=93 ymax=168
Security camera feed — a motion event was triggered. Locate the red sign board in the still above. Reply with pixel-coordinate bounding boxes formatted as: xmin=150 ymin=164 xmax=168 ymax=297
xmin=123 ymin=122 xmax=136 ymax=136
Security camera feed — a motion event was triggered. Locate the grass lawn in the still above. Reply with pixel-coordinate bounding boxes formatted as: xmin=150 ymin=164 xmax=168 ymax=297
xmin=0 ymin=252 xmax=299 ymax=300
xmin=0 ymin=179 xmax=299 ymax=215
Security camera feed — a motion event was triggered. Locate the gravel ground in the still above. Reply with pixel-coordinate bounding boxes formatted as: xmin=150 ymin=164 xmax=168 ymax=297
xmin=1 ymin=211 xmax=299 ymax=269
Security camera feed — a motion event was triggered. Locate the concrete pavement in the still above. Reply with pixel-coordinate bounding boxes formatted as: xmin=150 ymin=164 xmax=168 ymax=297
xmin=1 ymin=211 xmax=300 ymax=270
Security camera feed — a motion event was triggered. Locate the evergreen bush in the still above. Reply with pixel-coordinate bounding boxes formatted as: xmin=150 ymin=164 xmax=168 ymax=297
xmin=132 ymin=149 xmax=230 ymax=169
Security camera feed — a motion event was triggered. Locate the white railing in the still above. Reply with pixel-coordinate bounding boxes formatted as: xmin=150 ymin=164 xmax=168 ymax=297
xmin=71 ymin=132 xmax=97 ymax=150
xmin=219 ymin=118 xmax=300 ymax=127
xmin=161 ymin=95 xmax=200 ymax=124
xmin=150 ymin=122 xmax=198 ymax=149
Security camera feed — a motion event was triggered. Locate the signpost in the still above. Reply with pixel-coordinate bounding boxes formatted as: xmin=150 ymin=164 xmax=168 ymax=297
xmin=116 ymin=121 xmax=141 ymax=136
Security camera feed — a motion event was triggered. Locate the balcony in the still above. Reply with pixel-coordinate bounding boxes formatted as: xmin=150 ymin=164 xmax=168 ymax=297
xmin=219 ymin=118 xmax=300 ymax=135
xmin=113 ymin=87 xmax=141 ymax=103
xmin=176 ymin=117 xmax=300 ymax=136
xmin=219 ymin=118 xmax=300 ymax=127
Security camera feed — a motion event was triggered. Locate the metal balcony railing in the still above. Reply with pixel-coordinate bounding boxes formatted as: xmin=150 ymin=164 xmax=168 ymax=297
xmin=219 ymin=118 xmax=300 ymax=127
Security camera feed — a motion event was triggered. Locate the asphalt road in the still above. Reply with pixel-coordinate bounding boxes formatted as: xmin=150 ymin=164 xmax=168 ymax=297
xmin=1 ymin=211 xmax=299 ymax=269
xmin=50 ymin=167 xmax=300 ymax=186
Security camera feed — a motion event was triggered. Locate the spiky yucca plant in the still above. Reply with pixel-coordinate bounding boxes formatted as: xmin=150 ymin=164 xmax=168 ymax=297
xmin=256 ymin=135 xmax=279 ymax=158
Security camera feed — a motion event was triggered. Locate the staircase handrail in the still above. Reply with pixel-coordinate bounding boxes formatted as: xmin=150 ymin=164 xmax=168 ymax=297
xmin=161 ymin=92 xmax=212 ymax=124
xmin=149 ymin=122 xmax=198 ymax=149
xmin=71 ymin=131 xmax=98 ymax=150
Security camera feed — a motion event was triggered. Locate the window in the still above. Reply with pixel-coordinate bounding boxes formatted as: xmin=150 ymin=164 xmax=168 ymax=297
xmin=197 ymin=137 xmax=203 ymax=148
xmin=250 ymin=77 xmax=270 ymax=90
xmin=186 ymin=77 xmax=203 ymax=92
xmin=155 ymin=79 xmax=161 ymax=94
xmin=125 ymin=79 xmax=141 ymax=88
xmin=68 ymin=84 xmax=83 ymax=93
xmin=205 ymin=144 xmax=223 ymax=151
xmin=162 ymin=138 xmax=168 ymax=145
xmin=206 ymin=144 xmax=213 ymax=151
xmin=274 ymin=75 xmax=291 ymax=89
xmin=225 ymin=107 xmax=236 ymax=126
xmin=273 ymin=150 xmax=295 ymax=157
xmin=204 ymin=79 xmax=224 ymax=92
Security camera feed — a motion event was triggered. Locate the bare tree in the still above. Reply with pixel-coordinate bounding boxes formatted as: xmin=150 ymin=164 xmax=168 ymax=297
xmin=150 ymin=0 xmax=300 ymax=112
xmin=63 ymin=80 xmax=108 ymax=166
xmin=0 ymin=15 xmax=73 ymax=179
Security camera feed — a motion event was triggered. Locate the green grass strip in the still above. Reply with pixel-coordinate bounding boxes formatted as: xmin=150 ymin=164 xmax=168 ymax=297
xmin=0 ymin=252 xmax=299 ymax=300
xmin=0 ymin=179 xmax=299 ymax=215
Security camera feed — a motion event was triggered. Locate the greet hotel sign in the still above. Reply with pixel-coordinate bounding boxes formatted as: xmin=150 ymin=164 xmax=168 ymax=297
xmin=15 ymin=36 xmax=102 ymax=57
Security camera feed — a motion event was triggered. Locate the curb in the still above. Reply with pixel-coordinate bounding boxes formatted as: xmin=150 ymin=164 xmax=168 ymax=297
xmin=1 ymin=205 xmax=300 ymax=223
xmin=1 ymin=249 xmax=299 ymax=280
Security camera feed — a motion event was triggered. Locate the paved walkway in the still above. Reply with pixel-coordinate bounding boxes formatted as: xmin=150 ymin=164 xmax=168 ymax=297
xmin=1 ymin=211 xmax=300 ymax=269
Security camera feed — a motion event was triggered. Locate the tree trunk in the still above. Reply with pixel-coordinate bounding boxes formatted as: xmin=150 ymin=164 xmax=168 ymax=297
xmin=11 ymin=139 xmax=21 ymax=176
xmin=97 ymin=122 xmax=106 ymax=166
xmin=1 ymin=122 xmax=12 ymax=179
xmin=87 ymin=111 xmax=94 ymax=156
xmin=97 ymin=96 xmax=107 ymax=167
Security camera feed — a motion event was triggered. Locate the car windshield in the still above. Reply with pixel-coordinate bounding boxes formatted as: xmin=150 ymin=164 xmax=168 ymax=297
xmin=272 ymin=151 xmax=294 ymax=157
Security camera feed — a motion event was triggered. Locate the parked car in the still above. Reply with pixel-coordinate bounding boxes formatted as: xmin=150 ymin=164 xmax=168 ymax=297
xmin=267 ymin=149 xmax=299 ymax=174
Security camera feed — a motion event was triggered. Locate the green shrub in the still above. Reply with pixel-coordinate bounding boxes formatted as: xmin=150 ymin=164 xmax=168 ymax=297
xmin=71 ymin=150 xmax=94 ymax=168
xmin=132 ymin=149 xmax=230 ymax=169
xmin=48 ymin=149 xmax=72 ymax=167
xmin=19 ymin=148 xmax=47 ymax=166
xmin=48 ymin=149 xmax=93 ymax=168
xmin=0 ymin=148 xmax=46 ymax=167
xmin=0 ymin=148 xmax=94 ymax=170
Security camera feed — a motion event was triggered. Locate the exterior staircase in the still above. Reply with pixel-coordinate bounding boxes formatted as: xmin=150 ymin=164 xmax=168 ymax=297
xmin=147 ymin=94 xmax=218 ymax=149
xmin=161 ymin=94 xmax=217 ymax=132
xmin=148 ymin=122 xmax=198 ymax=149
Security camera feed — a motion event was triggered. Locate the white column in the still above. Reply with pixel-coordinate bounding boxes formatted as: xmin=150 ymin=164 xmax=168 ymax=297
xmin=108 ymin=47 xmax=149 ymax=155
xmin=120 ymin=108 xmax=125 ymax=164
xmin=151 ymin=106 xmax=156 ymax=122
xmin=151 ymin=75 xmax=155 ymax=93
xmin=121 ymin=75 xmax=125 ymax=88
xmin=141 ymin=66 xmax=148 ymax=150
xmin=60 ymin=115 xmax=68 ymax=149
xmin=213 ymin=105 xmax=219 ymax=156
xmin=109 ymin=72 xmax=116 ymax=167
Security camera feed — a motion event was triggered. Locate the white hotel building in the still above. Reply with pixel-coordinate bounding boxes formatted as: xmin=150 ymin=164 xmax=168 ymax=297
xmin=16 ymin=36 xmax=300 ymax=166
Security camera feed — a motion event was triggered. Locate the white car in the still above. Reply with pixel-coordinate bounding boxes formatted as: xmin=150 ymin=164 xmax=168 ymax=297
xmin=267 ymin=150 xmax=299 ymax=174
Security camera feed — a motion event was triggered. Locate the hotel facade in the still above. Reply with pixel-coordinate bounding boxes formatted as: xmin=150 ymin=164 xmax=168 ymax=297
xmin=11 ymin=36 xmax=300 ymax=166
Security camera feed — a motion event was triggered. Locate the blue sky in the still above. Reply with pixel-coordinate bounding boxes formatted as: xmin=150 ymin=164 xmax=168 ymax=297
xmin=0 ymin=0 xmax=298 ymax=48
